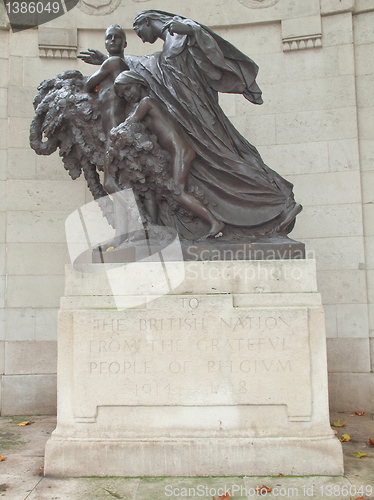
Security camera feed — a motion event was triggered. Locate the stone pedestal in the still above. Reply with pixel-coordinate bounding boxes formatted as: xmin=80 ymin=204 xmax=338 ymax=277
xmin=45 ymin=259 xmax=343 ymax=477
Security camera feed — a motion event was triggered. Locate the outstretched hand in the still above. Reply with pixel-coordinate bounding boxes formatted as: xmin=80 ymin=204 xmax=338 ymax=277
xmin=78 ymin=49 xmax=106 ymax=65
xmin=162 ymin=18 xmax=193 ymax=36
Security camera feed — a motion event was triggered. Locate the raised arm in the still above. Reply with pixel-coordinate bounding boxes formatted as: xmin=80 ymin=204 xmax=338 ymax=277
xmin=78 ymin=49 xmax=107 ymax=66
xmin=161 ymin=17 xmax=194 ymax=37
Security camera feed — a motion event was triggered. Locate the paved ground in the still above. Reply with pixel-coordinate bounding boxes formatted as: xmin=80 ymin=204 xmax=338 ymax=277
xmin=0 ymin=412 xmax=373 ymax=499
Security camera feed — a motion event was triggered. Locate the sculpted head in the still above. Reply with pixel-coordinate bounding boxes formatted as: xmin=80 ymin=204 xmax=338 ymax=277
xmin=114 ymin=71 xmax=149 ymax=102
xmin=105 ymin=24 xmax=127 ymax=55
xmin=133 ymin=10 xmax=175 ymax=43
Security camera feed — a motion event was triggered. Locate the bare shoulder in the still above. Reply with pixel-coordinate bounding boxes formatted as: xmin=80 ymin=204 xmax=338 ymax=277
xmin=105 ymin=56 xmax=128 ymax=70
xmin=136 ymin=96 xmax=154 ymax=108
xmin=140 ymin=96 xmax=161 ymax=108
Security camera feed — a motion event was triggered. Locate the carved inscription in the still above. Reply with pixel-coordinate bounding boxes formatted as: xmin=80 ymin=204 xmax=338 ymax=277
xmin=73 ymin=298 xmax=311 ymax=418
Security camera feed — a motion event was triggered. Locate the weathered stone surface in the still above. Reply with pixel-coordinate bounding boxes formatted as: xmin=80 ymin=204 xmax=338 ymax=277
xmin=6 ymin=275 xmax=64 ymax=308
xmin=35 ymin=308 xmax=59 ymax=341
xmin=39 ymin=27 xmax=77 ymax=47
xmin=7 ymin=211 xmax=69 ymax=243
xmin=260 ymin=142 xmax=329 ymax=176
xmin=291 ymin=204 xmax=363 ymax=240
xmin=0 ymin=243 xmax=4 ymax=276
xmin=0 ymin=150 xmax=6 ymax=180
xmin=6 ymin=180 xmax=85 ymax=212
xmin=1 ymin=374 xmax=57 ymax=415
xmin=327 ymin=338 xmax=371 ymax=372
xmin=233 ymin=113 xmax=276 ymax=146
xmin=361 ymin=171 xmax=374 ymax=204
xmin=0 ymin=341 xmax=4 ymax=375
xmin=1 ymin=0 xmax=374 ymax=425
xmin=0 ymin=212 xmax=5 ymax=244
xmin=328 ymin=139 xmax=360 ymax=172
xmin=324 ymin=304 xmax=337 ymax=338
xmin=0 ymin=88 xmax=7 ymax=119
xmin=353 ymin=10 xmax=374 ymax=44
xmin=328 ymin=372 xmax=374 ymax=412
xmin=7 ymin=148 xmax=36 ymax=179
xmin=0 ymin=119 xmax=7 ymax=149
xmin=0 ymin=309 xmax=5 ymax=341
xmin=354 ymin=43 xmax=374 ymax=76
xmin=7 ymin=243 xmax=70 ymax=275
xmin=288 ymin=171 xmax=361 ymax=206
xmin=302 ymin=237 xmax=365 ymax=271
xmin=73 ymin=305 xmax=311 ymax=419
xmin=5 ymin=341 xmax=57 ymax=375
xmin=322 ymin=12 xmax=354 ymax=47
xmin=8 ymin=86 xmax=35 ymax=118
xmin=275 ymin=107 xmax=358 ymax=144
xmin=336 ymin=304 xmax=369 ymax=338
xmin=6 ymin=308 xmax=36 ymax=341
xmin=321 ymin=0 xmax=355 ymax=15
xmin=64 ymin=259 xmax=318 ymax=297
xmin=317 ymin=270 xmax=367 ymax=304
xmin=0 ymin=277 xmax=5 ymax=310
xmin=44 ymin=260 xmax=343 ymax=477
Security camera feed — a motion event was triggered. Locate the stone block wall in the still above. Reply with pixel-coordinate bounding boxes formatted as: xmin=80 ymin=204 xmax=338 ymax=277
xmin=0 ymin=0 xmax=373 ymax=414
xmin=354 ymin=7 xmax=374 ymax=409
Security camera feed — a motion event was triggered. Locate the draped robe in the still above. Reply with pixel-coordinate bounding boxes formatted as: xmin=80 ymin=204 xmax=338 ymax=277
xmin=123 ymin=18 xmax=296 ymax=231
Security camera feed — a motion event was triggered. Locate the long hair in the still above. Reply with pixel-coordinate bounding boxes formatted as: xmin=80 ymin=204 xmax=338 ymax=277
xmin=133 ymin=10 xmax=176 ymax=28
xmin=115 ymin=70 xmax=149 ymax=89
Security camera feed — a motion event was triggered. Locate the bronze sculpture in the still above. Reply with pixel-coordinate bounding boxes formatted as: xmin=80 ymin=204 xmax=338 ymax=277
xmin=30 ymin=10 xmax=302 ymax=254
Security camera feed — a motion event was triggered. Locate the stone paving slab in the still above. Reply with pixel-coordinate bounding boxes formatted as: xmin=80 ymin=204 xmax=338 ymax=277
xmin=26 ymin=478 xmax=140 ymax=500
xmin=136 ymin=477 xmax=245 ymax=500
xmin=0 ymin=412 xmax=373 ymax=500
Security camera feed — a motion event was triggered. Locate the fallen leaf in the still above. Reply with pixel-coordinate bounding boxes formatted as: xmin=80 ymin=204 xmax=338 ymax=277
xmin=255 ymin=485 xmax=272 ymax=495
xmin=0 ymin=456 xmax=6 ymax=462
xmin=213 ymin=494 xmax=230 ymax=500
xmin=369 ymin=438 xmax=374 ymax=446
xmin=106 ymin=246 xmax=115 ymax=252
xmin=332 ymin=419 xmax=346 ymax=427
xmin=17 ymin=421 xmax=34 ymax=426
xmin=352 ymin=451 xmax=367 ymax=458
xmin=355 ymin=411 xmax=365 ymax=416
xmin=278 ymin=473 xmax=284 ymax=477
xmin=355 ymin=497 xmax=367 ymax=500
xmin=334 ymin=429 xmax=338 ymax=434
xmin=339 ymin=433 xmax=352 ymax=442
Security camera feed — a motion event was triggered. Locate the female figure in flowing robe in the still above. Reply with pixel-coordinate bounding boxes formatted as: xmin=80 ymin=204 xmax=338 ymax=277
xmin=80 ymin=10 xmax=301 ymax=239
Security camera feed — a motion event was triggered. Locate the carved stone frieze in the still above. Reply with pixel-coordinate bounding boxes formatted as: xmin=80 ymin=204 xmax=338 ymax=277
xmin=77 ymin=0 xmax=121 ymax=16
xmin=237 ymin=0 xmax=280 ymax=8
xmin=38 ymin=27 xmax=77 ymax=59
xmin=281 ymin=15 xmax=322 ymax=52
xmin=283 ymin=35 xmax=322 ymax=51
